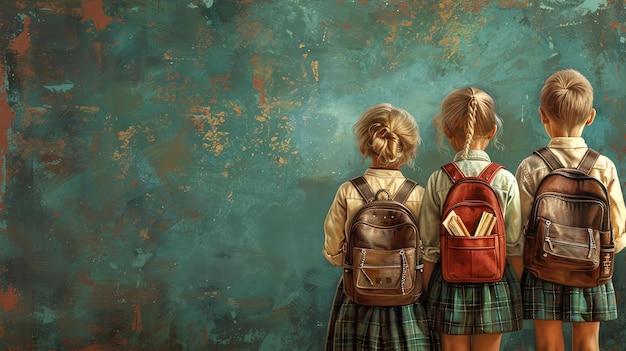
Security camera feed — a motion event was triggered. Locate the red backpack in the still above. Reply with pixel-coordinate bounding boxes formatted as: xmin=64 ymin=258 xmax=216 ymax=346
xmin=440 ymin=162 xmax=507 ymax=283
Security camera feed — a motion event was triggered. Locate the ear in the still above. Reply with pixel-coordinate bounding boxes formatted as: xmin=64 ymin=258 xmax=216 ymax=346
xmin=487 ymin=125 xmax=497 ymax=139
xmin=538 ymin=107 xmax=550 ymax=124
xmin=585 ymin=108 xmax=596 ymax=126
xmin=443 ymin=125 xmax=454 ymax=139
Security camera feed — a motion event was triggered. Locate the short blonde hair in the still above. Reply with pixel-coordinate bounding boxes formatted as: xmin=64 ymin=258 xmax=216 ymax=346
xmin=540 ymin=69 xmax=593 ymax=128
xmin=436 ymin=87 xmax=502 ymax=158
xmin=353 ymin=103 xmax=420 ymax=168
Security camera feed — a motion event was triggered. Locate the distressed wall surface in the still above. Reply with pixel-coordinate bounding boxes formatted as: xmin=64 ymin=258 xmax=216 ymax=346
xmin=0 ymin=0 xmax=625 ymax=350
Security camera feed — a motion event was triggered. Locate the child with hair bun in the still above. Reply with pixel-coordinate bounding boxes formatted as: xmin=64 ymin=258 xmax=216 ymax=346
xmin=323 ymin=103 xmax=433 ymax=350
xmin=418 ymin=87 xmax=524 ymax=351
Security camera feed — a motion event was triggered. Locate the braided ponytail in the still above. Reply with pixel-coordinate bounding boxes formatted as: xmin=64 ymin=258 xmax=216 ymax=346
xmin=462 ymin=91 xmax=478 ymax=158
xmin=438 ymin=87 xmax=500 ymax=158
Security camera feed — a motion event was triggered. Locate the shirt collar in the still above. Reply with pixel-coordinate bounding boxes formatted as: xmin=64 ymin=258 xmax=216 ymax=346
xmin=363 ymin=168 xmax=404 ymax=177
xmin=452 ymin=149 xmax=491 ymax=162
xmin=548 ymin=137 xmax=587 ymax=149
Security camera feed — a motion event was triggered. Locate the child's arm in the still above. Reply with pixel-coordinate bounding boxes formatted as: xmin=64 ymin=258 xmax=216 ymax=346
xmin=423 ymin=260 xmax=435 ymax=292
xmin=418 ymin=173 xmax=443 ymax=290
xmin=508 ymin=256 xmax=524 ymax=280
xmin=323 ymin=186 xmax=349 ymax=266
xmin=514 ymin=159 xmax=536 ymax=229
xmin=504 ymin=170 xmax=524 ymax=276
xmin=606 ymin=163 xmax=626 ymax=253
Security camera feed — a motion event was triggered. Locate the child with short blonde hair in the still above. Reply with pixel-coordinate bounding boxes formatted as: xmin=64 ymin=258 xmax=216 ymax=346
xmin=516 ymin=69 xmax=626 ymax=351
xmin=419 ymin=87 xmax=524 ymax=351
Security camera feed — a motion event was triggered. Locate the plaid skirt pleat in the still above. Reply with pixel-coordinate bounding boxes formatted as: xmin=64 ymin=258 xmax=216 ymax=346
xmin=521 ymin=270 xmax=618 ymax=322
xmin=426 ymin=263 xmax=523 ymax=335
xmin=325 ymin=278 xmax=435 ymax=351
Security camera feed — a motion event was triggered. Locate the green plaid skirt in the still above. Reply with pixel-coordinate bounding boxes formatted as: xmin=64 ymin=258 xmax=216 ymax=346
xmin=426 ymin=263 xmax=523 ymax=335
xmin=521 ymin=270 xmax=618 ymax=322
xmin=325 ymin=278 xmax=436 ymax=351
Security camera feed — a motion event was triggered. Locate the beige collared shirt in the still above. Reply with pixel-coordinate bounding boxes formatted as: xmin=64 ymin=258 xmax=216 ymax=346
xmin=323 ymin=168 xmax=425 ymax=266
xmin=515 ymin=137 xmax=626 ymax=253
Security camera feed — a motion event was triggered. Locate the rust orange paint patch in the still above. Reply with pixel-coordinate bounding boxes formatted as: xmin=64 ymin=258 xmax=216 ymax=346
xmin=0 ymin=61 xmax=14 ymax=211
xmin=35 ymin=2 xmax=70 ymax=14
xmin=81 ymin=0 xmax=113 ymax=31
xmin=0 ymin=284 xmax=19 ymax=312
xmin=498 ymin=0 xmax=531 ymax=7
xmin=253 ymin=77 xmax=266 ymax=105
xmin=131 ymin=304 xmax=142 ymax=332
xmin=77 ymin=271 xmax=96 ymax=291
xmin=10 ymin=16 xmax=31 ymax=56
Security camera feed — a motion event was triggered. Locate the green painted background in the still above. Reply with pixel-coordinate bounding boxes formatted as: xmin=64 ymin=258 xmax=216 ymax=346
xmin=0 ymin=0 xmax=625 ymax=349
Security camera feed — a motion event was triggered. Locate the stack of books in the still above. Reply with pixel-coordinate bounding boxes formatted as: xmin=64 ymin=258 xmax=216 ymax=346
xmin=443 ymin=210 xmax=496 ymax=237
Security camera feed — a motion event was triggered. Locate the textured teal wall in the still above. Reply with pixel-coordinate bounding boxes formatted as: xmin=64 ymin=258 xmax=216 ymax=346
xmin=0 ymin=0 xmax=625 ymax=350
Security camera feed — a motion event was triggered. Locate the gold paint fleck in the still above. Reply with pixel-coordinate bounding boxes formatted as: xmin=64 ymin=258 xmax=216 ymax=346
xmin=118 ymin=126 xmax=137 ymax=149
xmin=311 ymin=60 xmax=319 ymax=82
xmin=139 ymin=229 xmax=150 ymax=240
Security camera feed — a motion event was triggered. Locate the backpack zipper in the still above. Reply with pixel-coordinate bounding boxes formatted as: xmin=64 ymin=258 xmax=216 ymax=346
xmin=543 ymin=220 xmax=597 ymax=258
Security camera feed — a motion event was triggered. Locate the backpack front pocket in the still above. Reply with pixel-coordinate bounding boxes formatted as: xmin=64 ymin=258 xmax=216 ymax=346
xmin=353 ymin=247 xmax=415 ymax=293
xmin=441 ymin=234 xmax=504 ymax=283
xmin=538 ymin=217 xmax=601 ymax=270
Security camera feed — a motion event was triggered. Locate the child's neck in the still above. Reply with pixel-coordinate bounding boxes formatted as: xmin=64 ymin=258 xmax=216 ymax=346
xmin=448 ymin=137 xmax=490 ymax=153
xmin=370 ymin=160 xmax=401 ymax=170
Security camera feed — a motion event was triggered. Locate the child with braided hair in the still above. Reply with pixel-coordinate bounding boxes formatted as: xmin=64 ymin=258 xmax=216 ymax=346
xmin=418 ymin=87 xmax=524 ymax=351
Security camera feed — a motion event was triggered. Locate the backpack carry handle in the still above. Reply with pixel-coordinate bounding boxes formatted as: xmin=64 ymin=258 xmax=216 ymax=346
xmin=350 ymin=176 xmax=418 ymax=204
xmin=375 ymin=189 xmax=391 ymax=200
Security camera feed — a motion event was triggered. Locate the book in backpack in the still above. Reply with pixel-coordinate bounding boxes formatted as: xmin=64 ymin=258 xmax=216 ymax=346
xmin=342 ymin=176 xmax=423 ymax=306
xmin=523 ymin=147 xmax=614 ymax=288
xmin=439 ymin=162 xmax=507 ymax=283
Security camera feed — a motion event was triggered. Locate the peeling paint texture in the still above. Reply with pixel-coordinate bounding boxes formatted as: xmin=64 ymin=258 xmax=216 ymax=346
xmin=1 ymin=0 xmax=626 ymax=349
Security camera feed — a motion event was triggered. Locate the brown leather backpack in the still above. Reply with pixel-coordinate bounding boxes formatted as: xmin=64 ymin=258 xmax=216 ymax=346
xmin=523 ymin=147 xmax=614 ymax=287
xmin=440 ymin=162 xmax=507 ymax=283
xmin=342 ymin=176 xmax=423 ymax=306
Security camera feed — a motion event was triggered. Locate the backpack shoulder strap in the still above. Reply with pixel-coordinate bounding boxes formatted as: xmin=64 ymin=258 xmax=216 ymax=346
xmin=577 ymin=148 xmax=600 ymax=174
xmin=442 ymin=162 xmax=503 ymax=184
xmin=441 ymin=162 xmax=465 ymax=183
xmin=478 ymin=162 xmax=504 ymax=184
xmin=392 ymin=178 xmax=418 ymax=204
xmin=350 ymin=176 xmax=375 ymax=202
xmin=534 ymin=147 xmax=600 ymax=174
xmin=534 ymin=147 xmax=564 ymax=171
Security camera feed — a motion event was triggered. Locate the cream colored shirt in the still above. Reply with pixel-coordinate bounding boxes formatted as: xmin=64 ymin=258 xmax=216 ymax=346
xmin=515 ymin=137 xmax=626 ymax=253
xmin=418 ymin=150 xmax=524 ymax=263
xmin=323 ymin=168 xmax=425 ymax=266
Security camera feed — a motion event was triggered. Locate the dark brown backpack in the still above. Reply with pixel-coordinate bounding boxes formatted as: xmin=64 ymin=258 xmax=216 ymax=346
xmin=342 ymin=176 xmax=423 ymax=306
xmin=523 ymin=147 xmax=614 ymax=287
xmin=440 ymin=162 xmax=507 ymax=283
